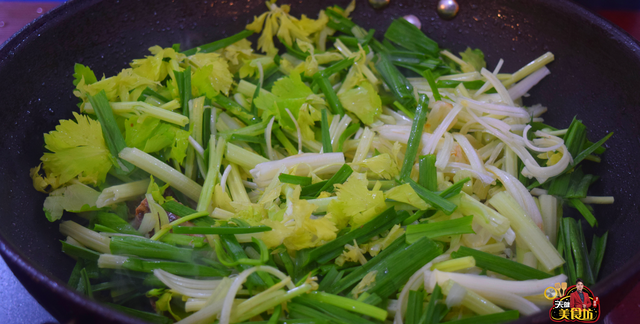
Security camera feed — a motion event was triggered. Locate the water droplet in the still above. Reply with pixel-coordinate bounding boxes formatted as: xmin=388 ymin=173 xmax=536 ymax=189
xmin=36 ymin=7 xmax=43 ymax=14
xmin=0 ymin=21 xmax=5 ymax=28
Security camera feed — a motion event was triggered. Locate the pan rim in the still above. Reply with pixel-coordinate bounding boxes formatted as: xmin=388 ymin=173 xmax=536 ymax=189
xmin=1 ymin=0 xmax=639 ymax=323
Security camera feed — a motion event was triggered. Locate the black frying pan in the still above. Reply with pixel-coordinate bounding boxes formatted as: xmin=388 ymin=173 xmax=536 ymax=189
xmin=1 ymin=0 xmax=639 ymax=323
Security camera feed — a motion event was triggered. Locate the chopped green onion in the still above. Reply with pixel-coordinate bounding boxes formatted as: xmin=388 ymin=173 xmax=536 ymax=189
xmin=384 ymin=18 xmax=440 ymax=57
xmin=279 ymin=174 xmax=313 ymax=186
xmin=94 ymin=212 xmax=141 ymax=236
xmin=87 ymin=91 xmax=135 ymax=174
xmin=306 ymin=208 xmax=409 ymax=266
xmin=331 ymin=235 xmax=407 ymax=294
xmin=321 ymin=109 xmax=333 ymax=153
xmin=408 ymin=180 xmax=458 ymax=215
xmin=406 ymin=216 xmax=475 ymax=243
xmin=376 ymin=54 xmax=417 ymax=110
xmin=174 ymin=66 xmax=191 ymax=118
xmin=182 ymin=29 xmax=254 ymax=55
xmin=589 ymin=231 xmax=608 ymax=280
xmin=304 ymin=291 xmax=388 ymax=321
xmin=419 ymin=154 xmax=438 ymax=191
xmin=451 ymin=246 xmax=552 ymax=280
xmin=314 ymin=75 xmax=345 ymax=115
xmin=393 ymin=101 xmax=415 ymax=119
xmin=320 ymin=58 xmax=355 ymax=78
xmin=573 ymin=132 xmax=613 ymax=166
xmin=422 ymin=70 xmax=441 ymax=101
xmin=110 ymin=236 xmax=195 ymax=263
xmin=214 ymin=94 xmax=260 ymax=125
xmin=365 ymin=237 xmax=442 ymax=298
xmin=400 ymin=94 xmax=429 ymax=182
xmin=406 ymin=289 xmax=425 ymax=324
xmin=568 ymin=199 xmax=598 ymax=227
xmin=439 ymin=177 xmax=471 ymax=199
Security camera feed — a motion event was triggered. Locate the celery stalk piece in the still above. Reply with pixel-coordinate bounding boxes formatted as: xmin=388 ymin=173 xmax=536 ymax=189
xmin=457 ymin=192 xmax=510 ymax=236
xmin=250 ymin=152 xmax=345 ymax=187
xmin=538 ymin=194 xmax=558 ymax=246
xmin=96 ymin=179 xmax=150 ymax=208
xmin=225 ymin=142 xmax=270 ymax=171
xmin=83 ymin=101 xmax=190 ymax=126
xmin=228 ymin=164 xmax=251 ymax=203
xmin=197 ymin=136 xmax=226 ymax=212
xmin=488 ymin=191 xmax=564 ymax=271
xmin=119 ymin=147 xmax=202 ymax=201
xmin=432 ymin=256 xmax=476 ymax=272
xmin=60 ymin=220 xmax=111 ymax=254
xmin=451 ymin=246 xmax=552 ymax=280
xmin=502 ymin=52 xmax=554 ymax=87
xmin=440 ymin=279 xmax=504 ymax=315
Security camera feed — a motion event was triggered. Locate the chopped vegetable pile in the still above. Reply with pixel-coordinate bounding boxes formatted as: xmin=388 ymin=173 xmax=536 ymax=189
xmin=30 ymin=1 xmax=614 ymax=323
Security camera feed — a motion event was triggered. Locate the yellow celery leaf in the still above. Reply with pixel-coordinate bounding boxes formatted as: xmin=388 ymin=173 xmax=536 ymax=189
xmin=277 ymin=13 xmax=311 ymax=46
xmin=261 ymin=218 xmax=295 ymax=248
xmin=39 ymin=112 xmax=113 ymax=187
xmin=246 ymin=11 xmax=269 ymax=33
xmin=385 ymin=183 xmax=430 ymax=210
xmin=336 ymin=240 xmax=367 ymax=266
xmin=221 ymin=38 xmax=254 ymax=67
xmin=362 ymin=224 xmax=405 ymax=257
xmin=358 ymin=153 xmax=399 ymax=180
xmin=43 ymin=182 xmax=101 ymax=222
xmin=296 ymin=13 xmax=329 ymax=34
xmin=327 ymin=172 xmax=387 ymax=229
xmin=213 ymin=183 xmax=234 ymax=212
xmin=232 ymin=203 xmax=267 ymax=226
xmin=280 ymin=186 xmax=338 ymax=251
xmin=189 ymin=53 xmax=234 ymax=96
xmin=547 ymin=152 xmax=563 ymax=166
xmin=146 ymin=176 xmax=170 ymax=205
xmin=257 ymin=12 xmax=280 ymax=56
xmin=352 ymin=270 xmax=377 ymax=299
xmin=30 ymin=164 xmax=60 ymax=193
xmin=337 ymin=80 xmax=382 ymax=125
